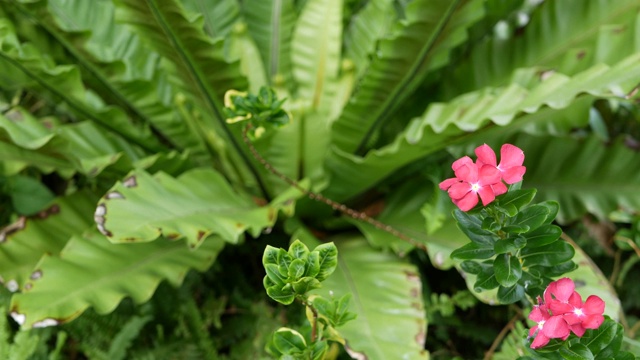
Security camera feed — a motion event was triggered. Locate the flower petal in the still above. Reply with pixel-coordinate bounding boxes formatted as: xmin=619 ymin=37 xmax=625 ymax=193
xmin=439 ymin=177 xmax=459 ymax=191
xmin=570 ymin=323 xmax=586 ymax=337
xmin=448 ymin=183 xmax=471 ymax=200
xmin=454 ymin=192 xmax=479 ymax=211
xmin=491 ymin=182 xmax=508 ymax=196
xmin=478 ymin=186 xmax=496 ymax=206
xmin=478 ymin=165 xmax=501 ymax=185
xmin=455 ymin=163 xmax=478 ymax=183
xmin=581 ymin=314 xmax=604 ymax=329
xmin=552 ymin=278 xmax=575 ymax=302
xmin=542 ymin=315 xmax=570 ymax=339
xmin=530 ymin=332 xmax=550 ymax=349
xmin=583 ymin=295 xmax=605 ymax=315
xmin=502 ymin=166 xmax=526 ymax=184
xmin=452 ymin=156 xmax=473 ymax=171
xmin=475 ymin=144 xmax=497 ymax=167
xmin=499 ymin=144 xmax=525 ymax=169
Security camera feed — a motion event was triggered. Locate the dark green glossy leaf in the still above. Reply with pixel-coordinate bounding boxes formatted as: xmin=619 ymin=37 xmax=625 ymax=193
xmin=7 ymin=175 xmax=55 ymax=216
xmin=611 ymin=352 xmax=635 ymax=360
xmin=559 ymin=343 xmax=594 ymax=360
xmin=584 ymin=317 xmax=620 ymax=357
xmin=538 ymin=260 xmax=579 ymax=278
xmin=494 ymin=254 xmax=522 ymax=287
xmin=474 ymin=268 xmax=499 ymax=292
xmin=289 ymin=239 xmax=310 ymax=260
xmin=453 ymin=209 xmax=497 ymax=245
xmin=494 ymin=236 xmax=527 ymax=254
xmin=496 ymin=189 xmax=537 ymax=214
xmin=521 ymin=241 xmax=575 ymax=267
xmin=451 ymin=242 xmax=495 ymax=260
xmin=460 ymin=260 xmax=483 ymax=275
xmin=539 ymin=200 xmax=560 ymax=224
xmin=310 ymin=340 xmax=328 ymax=360
xmin=525 ymin=225 xmax=562 ymax=248
xmin=496 ymin=284 xmax=524 ymax=304
xmin=510 ymin=205 xmax=550 ymax=233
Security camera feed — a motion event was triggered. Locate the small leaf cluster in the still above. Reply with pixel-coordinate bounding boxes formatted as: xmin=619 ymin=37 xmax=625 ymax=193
xmin=263 ymin=240 xmax=338 ymax=305
xmin=262 ymin=240 xmax=356 ymax=359
xmin=452 ymin=188 xmax=576 ymax=304
xmin=522 ymin=316 xmax=635 ymax=360
xmin=223 ymin=86 xmax=290 ymax=138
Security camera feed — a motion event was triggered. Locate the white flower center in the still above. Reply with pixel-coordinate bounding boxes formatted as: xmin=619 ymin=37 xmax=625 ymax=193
xmin=537 ymin=320 xmax=545 ymax=330
xmin=471 ymin=183 xmax=481 ymax=192
xmin=573 ymin=308 xmax=584 ymax=316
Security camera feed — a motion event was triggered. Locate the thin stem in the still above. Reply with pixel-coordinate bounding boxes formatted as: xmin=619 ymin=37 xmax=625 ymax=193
xmin=305 ymin=300 xmax=319 ymax=343
xmin=242 ymin=124 xmax=427 ymax=252
xmin=483 ymin=308 xmax=523 ymax=360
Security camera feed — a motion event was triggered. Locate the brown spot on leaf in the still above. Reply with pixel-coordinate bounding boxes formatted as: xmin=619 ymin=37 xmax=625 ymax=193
xmin=24 ymin=283 xmax=32 ymax=290
xmin=36 ymin=204 xmax=60 ymax=219
xmin=0 ymin=217 xmax=27 ymax=243
xmin=576 ymin=51 xmax=586 ymax=60
xmin=411 ymin=302 xmax=422 ymax=310
xmin=404 ymin=270 xmax=420 ymax=282
xmin=30 ymin=270 xmax=42 ymax=280
xmin=197 ymin=231 xmax=207 ymax=241
xmin=123 ymin=176 xmax=137 ymax=188
xmin=415 ymin=329 xmax=426 ymax=346
xmin=267 ymin=208 xmax=276 ymax=223
xmin=410 ymin=287 xmax=419 ymax=298
xmin=252 ymin=197 xmax=268 ymax=206
xmin=344 ymin=342 xmax=367 ymax=360
xmin=6 ymin=109 xmax=23 ymax=122
xmin=539 ymin=69 xmax=555 ymax=81
xmin=124 ymin=237 xmax=138 ymax=242
xmin=166 ymin=233 xmax=181 ymax=240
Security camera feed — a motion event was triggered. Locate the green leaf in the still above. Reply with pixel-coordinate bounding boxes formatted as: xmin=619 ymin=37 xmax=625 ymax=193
xmin=263 ymin=245 xmax=280 ymax=266
xmin=313 ymin=242 xmax=338 ymax=281
xmin=496 ymin=189 xmax=537 ymax=214
xmin=520 ymin=241 xmax=575 ymax=267
xmin=324 ymin=54 xmax=640 ymax=202
xmin=288 ymin=239 xmax=310 ymax=260
xmin=304 ymin=251 xmax=320 ymax=278
xmin=272 ymin=327 xmax=307 ymax=354
xmin=520 ymin=134 xmax=640 ymax=223
xmin=474 ymin=267 xmax=499 ymax=292
xmin=331 ymin=0 xmax=485 ymax=154
xmin=242 ymin=0 xmax=297 ymax=85
xmin=525 ymin=225 xmax=562 ymax=248
xmin=582 ymin=317 xmax=619 ymax=355
xmin=509 ymin=204 xmax=549 ymax=233
xmin=10 ymin=230 xmax=224 ymax=329
xmin=288 ymin=258 xmax=306 ymax=280
xmin=494 ymin=236 xmax=527 ymax=255
xmin=460 ymin=260 xmax=483 ymax=275
xmin=313 ymin=294 xmax=357 ymax=328
xmin=98 ymin=168 xmax=277 ymax=248
xmin=450 ymin=242 xmax=494 ymax=260
xmin=559 ymin=343 xmax=594 ymax=360
xmin=304 ymin=234 xmax=428 ymax=360
xmin=0 ymin=191 xmax=96 ymax=290
xmin=447 ymin=0 xmax=640 ymax=95
xmin=291 ymin=277 xmax=320 ymax=294
xmin=496 ymin=284 xmax=524 ymax=304
xmin=494 ymin=254 xmax=522 ymax=287
xmin=266 ymin=284 xmax=296 ymax=305
xmin=7 ymin=175 xmax=54 ymax=216
xmin=309 ymin=340 xmax=328 ymax=360
xmin=265 ymin=263 xmax=287 ymax=287
xmin=453 ymin=209 xmax=496 ymax=245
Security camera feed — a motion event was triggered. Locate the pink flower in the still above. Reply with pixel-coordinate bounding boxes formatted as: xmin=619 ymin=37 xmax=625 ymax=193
xmin=544 ymin=278 xmax=605 ymax=337
xmin=528 ymin=301 xmax=570 ymax=349
xmin=475 ymin=144 xmax=526 ymax=184
xmin=439 ymin=157 xmax=503 ymax=211
xmin=528 ymin=278 xmax=606 ymax=349
xmin=439 ymin=143 xmax=524 ymax=211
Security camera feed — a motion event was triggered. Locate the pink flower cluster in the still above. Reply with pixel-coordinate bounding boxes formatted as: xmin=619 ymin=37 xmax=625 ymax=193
xmin=528 ymin=278 xmax=605 ymax=349
xmin=439 ymin=144 xmax=526 ymax=211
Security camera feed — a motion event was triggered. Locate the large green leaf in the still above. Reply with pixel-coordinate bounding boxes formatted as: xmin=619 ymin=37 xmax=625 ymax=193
xmin=97 ymin=168 xmax=279 ymax=248
xmin=183 ymin=0 xmax=240 ymax=38
xmin=0 ymin=17 xmax=163 ymax=153
xmin=330 ymin=0 xmax=485 ymax=154
xmin=344 ymin=0 xmax=396 ymax=80
xmin=519 ymin=134 xmax=640 ymax=223
xmin=113 ymin=0 xmax=270 ymax=196
xmin=324 ymin=54 xmax=640 ymax=201
xmin=9 ymin=230 xmax=225 ymax=329
xmin=290 ymin=0 xmax=342 ymax=181
xmin=0 ymin=191 xmax=96 ymax=291
xmin=300 ymin=233 xmax=428 ymax=359
xmin=446 ymin=0 xmax=640 ymax=97
xmin=242 ymin=0 xmax=297 ymax=86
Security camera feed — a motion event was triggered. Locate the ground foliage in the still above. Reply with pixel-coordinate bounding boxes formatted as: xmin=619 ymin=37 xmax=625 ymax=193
xmin=0 ymin=0 xmax=639 ymax=358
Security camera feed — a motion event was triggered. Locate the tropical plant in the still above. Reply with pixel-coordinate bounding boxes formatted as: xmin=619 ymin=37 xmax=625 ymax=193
xmin=0 ymin=0 xmax=639 ymax=358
